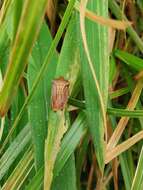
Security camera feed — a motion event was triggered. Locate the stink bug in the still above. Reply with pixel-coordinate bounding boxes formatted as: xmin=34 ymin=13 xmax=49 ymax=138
xmin=51 ymin=77 xmax=69 ymax=111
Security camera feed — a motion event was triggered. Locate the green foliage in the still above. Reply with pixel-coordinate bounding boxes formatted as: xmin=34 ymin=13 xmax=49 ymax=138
xmin=80 ymin=0 xmax=109 ymax=171
xmin=28 ymin=22 xmax=57 ymax=169
xmin=1 ymin=0 xmax=143 ymax=189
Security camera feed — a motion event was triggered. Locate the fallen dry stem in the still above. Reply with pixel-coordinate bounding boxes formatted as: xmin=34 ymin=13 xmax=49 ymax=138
xmin=105 ymin=130 xmax=143 ymax=163
xmin=107 ymin=80 xmax=143 ymax=151
xmin=75 ymin=1 xmax=131 ymax=30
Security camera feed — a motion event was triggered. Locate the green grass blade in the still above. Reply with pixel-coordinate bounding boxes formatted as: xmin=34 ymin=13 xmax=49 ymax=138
xmin=28 ymin=22 xmax=57 ymax=169
xmin=0 ymin=0 xmax=13 ymax=27
xmin=80 ymin=0 xmax=109 ymax=171
xmin=0 ymin=0 xmax=76 ymax=154
xmin=0 ymin=0 xmax=48 ymax=116
xmin=1 ymin=148 xmax=33 ymax=190
xmin=114 ymin=49 xmax=143 ymax=71
xmin=76 ymin=133 xmax=89 ymax=190
xmin=25 ymin=167 xmax=43 ymax=190
xmin=120 ymin=153 xmax=132 ymax=190
xmin=13 ymin=0 xmax=23 ymax=40
xmin=54 ymin=112 xmax=87 ymax=177
xmin=52 ymin=155 xmax=77 ymax=190
xmin=131 ymin=147 xmax=143 ymax=190
xmin=44 ymin=11 xmax=79 ymax=190
xmin=25 ymin=112 xmax=87 ymax=189
xmin=69 ymin=98 xmax=143 ymax=118
xmin=108 ymin=108 xmax=143 ymax=118
xmin=110 ymin=87 xmax=130 ymax=99
xmin=11 ymin=85 xmax=28 ymax=139
xmin=0 ymin=124 xmax=31 ymax=181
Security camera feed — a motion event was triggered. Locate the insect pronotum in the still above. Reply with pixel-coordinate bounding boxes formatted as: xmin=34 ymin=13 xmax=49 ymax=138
xmin=51 ymin=77 xmax=69 ymax=111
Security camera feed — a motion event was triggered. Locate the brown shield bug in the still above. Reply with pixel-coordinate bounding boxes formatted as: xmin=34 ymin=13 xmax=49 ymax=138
xmin=51 ymin=77 xmax=69 ymax=111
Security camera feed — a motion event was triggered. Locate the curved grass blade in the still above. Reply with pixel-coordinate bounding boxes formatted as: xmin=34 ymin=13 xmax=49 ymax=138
xmin=79 ymin=0 xmax=109 ymax=171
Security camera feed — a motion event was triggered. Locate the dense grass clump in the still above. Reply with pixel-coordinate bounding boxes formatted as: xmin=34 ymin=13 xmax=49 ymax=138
xmin=0 ymin=0 xmax=143 ymax=189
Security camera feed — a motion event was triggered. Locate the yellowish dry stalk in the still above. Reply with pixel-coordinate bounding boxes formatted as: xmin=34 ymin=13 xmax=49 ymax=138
xmin=76 ymin=1 xmax=131 ymax=30
xmin=107 ymin=80 xmax=143 ymax=151
xmin=105 ymin=130 xmax=143 ymax=163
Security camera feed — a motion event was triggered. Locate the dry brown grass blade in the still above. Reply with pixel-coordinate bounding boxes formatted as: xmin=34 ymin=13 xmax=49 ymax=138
xmin=75 ymin=1 xmax=131 ymax=30
xmin=85 ymin=9 xmax=131 ymax=30
xmin=112 ymin=158 xmax=118 ymax=190
xmin=107 ymin=117 xmax=118 ymax=190
xmin=134 ymin=71 xmax=143 ymax=81
xmin=80 ymin=0 xmax=107 ymax=142
xmin=105 ymin=130 xmax=143 ymax=163
xmin=103 ymin=161 xmax=119 ymax=187
xmin=109 ymin=28 xmax=116 ymax=53
xmin=107 ymin=80 xmax=143 ymax=151
xmin=103 ymin=171 xmax=113 ymax=187
xmin=46 ymin=0 xmax=57 ymax=35
xmin=87 ymin=164 xmax=94 ymax=190
xmin=95 ymin=160 xmax=104 ymax=190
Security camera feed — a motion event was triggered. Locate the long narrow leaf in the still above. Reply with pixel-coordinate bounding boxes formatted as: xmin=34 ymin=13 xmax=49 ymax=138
xmin=28 ymin=23 xmax=57 ymax=169
xmin=44 ymin=11 xmax=79 ymax=190
xmin=114 ymin=49 xmax=143 ymax=71
xmin=0 ymin=0 xmax=48 ymax=116
xmin=131 ymin=147 xmax=143 ymax=190
xmin=79 ymin=0 xmax=109 ymax=171
xmin=26 ymin=111 xmax=87 ymax=189
xmin=0 ymin=124 xmax=31 ymax=180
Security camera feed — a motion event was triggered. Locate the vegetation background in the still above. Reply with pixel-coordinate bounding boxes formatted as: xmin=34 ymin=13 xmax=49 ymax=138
xmin=0 ymin=0 xmax=143 ymax=189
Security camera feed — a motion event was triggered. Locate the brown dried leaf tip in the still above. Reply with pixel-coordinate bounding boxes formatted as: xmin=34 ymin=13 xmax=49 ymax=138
xmin=51 ymin=77 xmax=69 ymax=111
